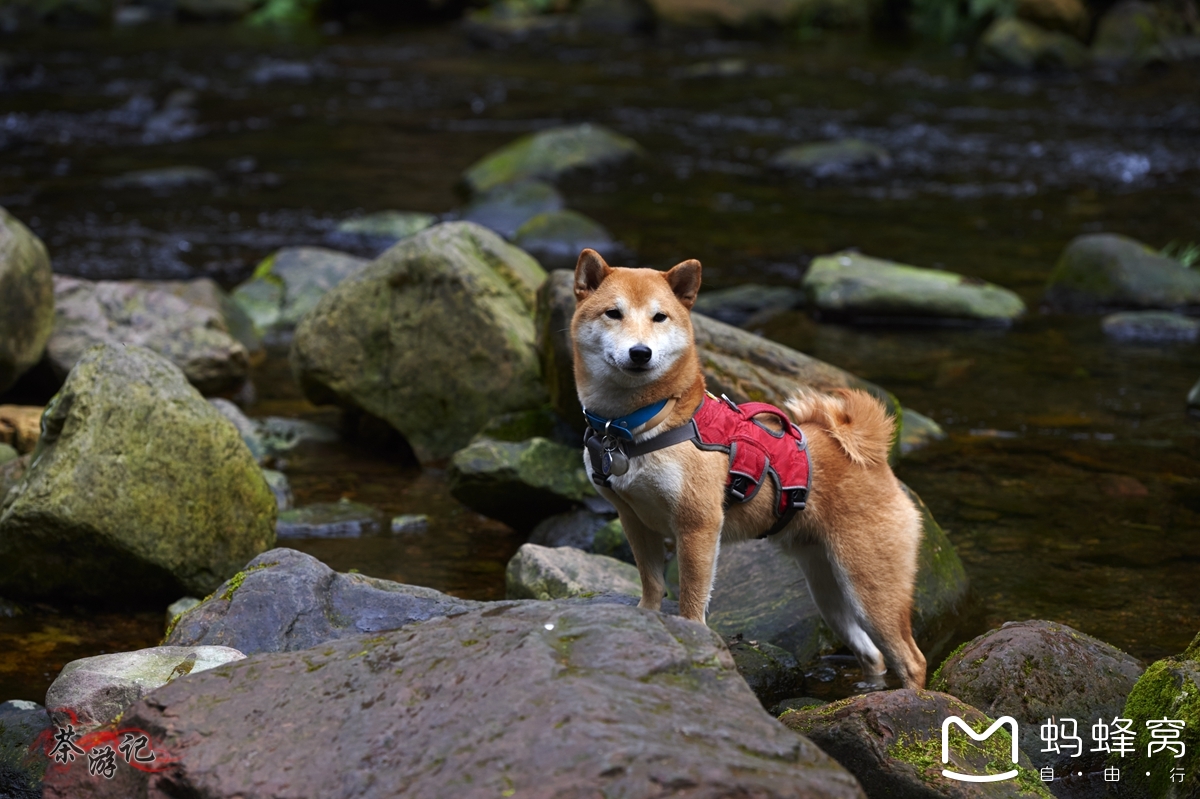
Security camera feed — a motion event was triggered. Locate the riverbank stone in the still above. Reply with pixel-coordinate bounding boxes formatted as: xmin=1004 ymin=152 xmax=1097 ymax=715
xmin=0 ymin=699 xmax=49 ymax=799
xmin=458 ymin=179 xmax=565 ymax=239
xmin=780 ymin=689 xmax=1051 ymax=799
xmin=929 ymin=619 xmax=1144 ymax=775
xmin=164 ymin=547 xmax=480 ymax=654
xmin=47 ymin=601 xmax=865 ymax=799
xmin=978 ymin=17 xmax=1088 ymax=71
xmin=45 ymin=646 xmax=246 ymax=728
xmin=49 ymin=275 xmax=249 ymax=395
xmin=448 ymin=436 xmax=594 ymax=531
xmin=0 ymin=344 xmax=276 ymax=604
xmin=769 ymin=139 xmax=892 ymax=177
xmin=506 ymin=543 xmax=641 ymax=600
xmin=135 ymin=277 xmax=262 ymax=360
xmin=803 ymin=251 xmax=1026 ymax=325
xmin=232 ymin=246 xmax=371 ymax=342
xmin=0 ymin=209 xmax=54 ymax=395
xmin=461 ymin=123 xmax=645 ymax=195
xmin=1101 ymin=310 xmax=1200 ymax=342
xmin=512 ymin=209 xmax=617 ymax=270
xmin=291 ymin=222 xmax=547 ymax=463
xmin=1044 ymin=233 xmax=1200 ymax=311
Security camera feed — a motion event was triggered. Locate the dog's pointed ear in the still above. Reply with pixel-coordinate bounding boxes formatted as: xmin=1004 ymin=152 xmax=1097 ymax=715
xmin=665 ymin=259 xmax=702 ymax=309
xmin=575 ymin=249 xmax=611 ymax=301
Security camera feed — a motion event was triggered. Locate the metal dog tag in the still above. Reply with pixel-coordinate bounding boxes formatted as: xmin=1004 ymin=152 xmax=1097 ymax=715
xmin=601 ymin=436 xmax=630 ymax=477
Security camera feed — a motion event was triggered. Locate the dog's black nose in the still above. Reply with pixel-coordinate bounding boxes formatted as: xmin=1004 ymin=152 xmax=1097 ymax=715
xmin=629 ymin=345 xmax=652 ymax=364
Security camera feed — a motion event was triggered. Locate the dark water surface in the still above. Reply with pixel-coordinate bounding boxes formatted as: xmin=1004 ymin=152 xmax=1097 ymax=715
xmin=2 ymin=23 xmax=1199 ymax=702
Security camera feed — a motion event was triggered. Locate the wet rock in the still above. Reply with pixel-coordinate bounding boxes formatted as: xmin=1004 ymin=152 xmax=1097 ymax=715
xmin=0 ymin=699 xmax=49 ymax=799
xmin=512 ymin=209 xmax=618 ymax=270
xmin=247 ymin=59 xmax=315 ymax=85
xmin=260 ymin=468 xmax=292 ymax=511
xmin=0 ymin=208 xmax=54 ymax=395
xmin=45 ymin=646 xmax=246 ymax=728
xmin=390 ymin=513 xmax=428 ymax=533
xmin=458 ymin=179 xmax=565 ymax=240
xmin=929 ymin=619 xmax=1144 ymax=775
xmin=135 ymin=277 xmax=262 ymax=359
xmin=709 ymin=483 xmax=968 ymax=665
xmin=1113 ymin=633 xmax=1200 ymax=799
xmin=291 ymin=222 xmax=547 ymax=463
xmin=1044 ymin=233 xmax=1200 ymax=311
xmin=780 ymin=689 xmax=1051 ymax=799
xmin=105 ymin=165 xmax=218 ymax=191
xmin=0 ymin=454 xmax=28 ymax=503
xmin=978 ymin=17 xmax=1088 ymax=71
xmin=1015 ymin=0 xmax=1087 ymax=38
xmin=49 ymin=600 xmax=865 ymax=799
xmin=1093 ymin=1 xmax=1199 ymax=66
xmin=165 ymin=596 xmax=201 ymax=630
xmin=673 ymin=57 xmax=750 ymax=79
xmin=331 ymin=210 xmax=437 ymax=249
xmin=276 ymin=500 xmax=382 ymax=538
xmin=49 ymin=276 xmax=250 ymax=395
xmin=476 ymin=406 xmax=577 ymax=444
xmin=208 ymin=399 xmax=338 ymax=465
xmin=0 ymin=406 xmax=40 ymax=455
xmin=1101 ymin=310 xmax=1200 ymax=342
xmin=462 ymin=5 xmax=579 ymax=47
xmin=506 ymin=543 xmax=641 ymax=600
xmin=535 ymin=269 xmax=902 ymax=441
xmin=529 ymin=508 xmax=614 ymax=551
xmin=163 ymin=547 xmax=481 ymax=654
xmin=899 ymin=408 xmax=946 ymax=455
xmin=1189 ymin=378 xmax=1200 ymax=415
xmin=0 ymin=444 xmax=16 ymax=466
xmin=0 ymin=344 xmax=276 ymax=604
xmin=803 ymin=251 xmax=1026 ymax=326
xmin=693 ymin=283 xmax=805 ymax=327
xmin=769 ymin=139 xmax=892 ymax=176
xmin=461 ymin=123 xmax=645 ymax=195
xmin=208 ymin=398 xmax=264 ymax=461
xmin=448 ymin=436 xmax=594 ymax=531
xmin=726 ymin=636 xmax=807 ymax=710
xmin=231 ymin=246 xmax=371 ymax=343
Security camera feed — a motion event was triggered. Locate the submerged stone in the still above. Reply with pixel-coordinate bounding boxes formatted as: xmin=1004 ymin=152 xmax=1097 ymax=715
xmin=105 ymin=166 xmax=218 ymax=190
xmin=769 ymin=139 xmax=892 ymax=176
xmin=461 ymin=123 xmax=645 ymax=195
xmin=335 ymin=210 xmax=437 ymax=241
xmin=1101 ymin=310 xmax=1200 ymax=342
xmin=512 ymin=209 xmax=617 ymax=270
xmin=1045 ymin=233 xmax=1200 ymax=310
xmin=459 ymin=179 xmax=565 ymax=240
xmin=692 ymin=283 xmax=804 ymax=327
xmin=0 ymin=208 xmax=54 ymax=395
xmin=276 ymin=500 xmax=382 ymax=538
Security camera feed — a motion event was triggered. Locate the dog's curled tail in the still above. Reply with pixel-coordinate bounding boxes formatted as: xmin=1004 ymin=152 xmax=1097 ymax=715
xmin=784 ymin=388 xmax=895 ymax=468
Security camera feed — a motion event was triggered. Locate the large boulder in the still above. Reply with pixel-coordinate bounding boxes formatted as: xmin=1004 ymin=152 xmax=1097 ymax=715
xmin=164 ymin=547 xmax=480 ymax=654
xmin=707 ymin=483 xmax=969 ymax=665
xmin=45 ymin=602 xmax=865 ymax=799
xmin=458 ymin=179 xmax=565 ymax=240
xmin=291 ymin=222 xmax=547 ymax=463
xmin=512 ymin=209 xmax=618 ymax=271
xmin=802 ymin=251 xmax=1026 ymax=326
xmin=0 ymin=208 xmax=54 ymax=394
xmin=1044 ymin=233 xmax=1200 ymax=311
xmin=978 ymin=18 xmax=1089 ymax=71
xmin=930 ymin=620 xmax=1144 ymax=777
xmin=506 ymin=542 xmax=641 ymax=599
xmin=45 ymin=646 xmax=246 ymax=728
xmin=231 ymin=246 xmax=371 ymax=343
xmin=1110 ymin=632 xmax=1199 ymax=799
xmin=0 ymin=344 xmax=276 ymax=604
xmin=0 ymin=700 xmax=48 ymax=799
xmin=780 ymin=689 xmax=1052 ymax=799
xmin=48 ymin=276 xmax=249 ymax=395
xmin=461 ymin=123 xmax=645 ymax=195
xmin=1093 ymin=1 xmax=1200 ymax=65
xmin=1015 ymin=0 xmax=1087 ymax=38
xmin=447 ymin=436 xmax=595 ymax=530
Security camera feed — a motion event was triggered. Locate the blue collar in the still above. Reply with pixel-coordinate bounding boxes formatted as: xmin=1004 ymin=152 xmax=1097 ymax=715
xmin=583 ymin=398 xmax=670 ymax=442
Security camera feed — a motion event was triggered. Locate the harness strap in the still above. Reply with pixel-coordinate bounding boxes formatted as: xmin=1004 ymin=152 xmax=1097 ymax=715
xmin=584 ymin=420 xmax=698 ymax=487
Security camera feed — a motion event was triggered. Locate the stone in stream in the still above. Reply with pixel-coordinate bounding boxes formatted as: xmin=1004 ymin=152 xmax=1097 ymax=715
xmin=209 ymin=398 xmax=340 ymax=466
xmin=1044 ymin=233 xmax=1200 ymax=311
xmin=333 ymin=210 xmax=437 ymax=242
xmin=1092 ymin=0 xmax=1200 ymax=65
xmin=447 ymin=436 xmax=595 ymax=531
xmin=275 ymin=500 xmax=383 ymax=538
xmin=46 ymin=601 xmax=865 ymax=799
xmin=505 ymin=542 xmax=641 ymax=600
xmin=0 ymin=699 xmax=49 ymax=799
xmin=512 ymin=209 xmax=618 ymax=271
xmin=1015 ymin=0 xmax=1088 ymax=38
xmin=931 ymin=621 xmax=1144 ymax=778
xmin=45 ymin=645 xmax=247 ymax=729
xmin=135 ymin=277 xmax=263 ymax=358
xmin=458 ymin=179 xmax=565 ymax=240
xmin=802 ymin=251 xmax=1027 ymax=326
xmin=290 ymin=222 xmax=547 ymax=463
xmin=1101 ymin=310 xmax=1200 ymax=342
xmin=0 ymin=344 xmax=276 ymax=604
xmin=231 ymin=246 xmax=371 ymax=342
xmin=460 ymin=123 xmax=646 ymax=195
xmin=780 ymin=689 xmax=1052 ymax=799
xmin=164 ymin=547 xmax=480 ymax=655
xmin=647 ymin=0 xmax=864 ymax=26
xmin=104 ymin=165 xmax=218 ymax=191
xmin=977 ymin=17 xmax=1089 ymax=71
xmin=48 ymin=275 xmax=250 ymax=395
xmin=1189 ymin=378 xmax=1200 ymax=415
xmin=0 ymin=208 xmax=54 ymax=395
xmin=165 ymin=596 xmax=202 ymax=630
xmin=528 ymin=509 xmax=633 ymax=562
xmin=769 ymin=139 xmax=892 ymax=177
xmin=259 ymin=468 xmax=293 ymax=511
xmin=692 ymin=283 xmax=805 ymax=327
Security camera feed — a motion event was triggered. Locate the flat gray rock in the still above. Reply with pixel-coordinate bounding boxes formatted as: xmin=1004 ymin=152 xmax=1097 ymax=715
xmin=1044 ymin=233 xmax=1200 ymax=311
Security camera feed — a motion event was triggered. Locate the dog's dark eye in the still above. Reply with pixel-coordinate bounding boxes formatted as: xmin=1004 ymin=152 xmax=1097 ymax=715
xmin=605 ymin=309 xmax=623 ymax=320
xmin=652 ymin=312 xmax=668 ymax=323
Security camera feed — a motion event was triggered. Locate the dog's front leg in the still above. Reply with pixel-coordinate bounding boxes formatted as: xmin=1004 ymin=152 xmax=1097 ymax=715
xmin=673 ymin=501 xmax=725 ymax=624
xmin=603 ymin=491 xmax=667 ymax=611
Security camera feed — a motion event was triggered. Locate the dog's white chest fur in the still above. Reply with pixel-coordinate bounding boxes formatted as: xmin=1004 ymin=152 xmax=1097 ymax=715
xmin=583 ymin=446 xmax=686 ymax=534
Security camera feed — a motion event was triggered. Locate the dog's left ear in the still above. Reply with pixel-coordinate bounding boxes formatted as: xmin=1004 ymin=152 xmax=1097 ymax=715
xmin=665 ymin=259 xmax=702 ymax=309
xmin=575 ymin=249 xmax=611 ymax=301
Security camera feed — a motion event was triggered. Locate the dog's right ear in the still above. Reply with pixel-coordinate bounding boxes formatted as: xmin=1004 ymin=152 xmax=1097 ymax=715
xmin=574 ymin=249 xmax=611 ymax=301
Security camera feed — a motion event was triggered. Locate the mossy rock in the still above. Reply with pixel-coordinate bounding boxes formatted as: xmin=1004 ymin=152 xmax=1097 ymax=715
xmin=512 ymin=209 xmax=617 ymax=271
xmin=461 ymin=123 xmax=645 ymax=195
xmin=290 ymin=222 xmax=547 ymax=463
xmin=1044 ymin=234 xmax=1200 ymax=311
xmin=978 ymin=18 xmax=1088 ymax=71
xmin=0 ymin=208 xmax=54 ymax=394
xmin=232 ymin=246 xmax=371 ymax=341
xmin=0 ymin=344 xmax=276 ymax=604
xmin=459 ymin=179 xmax=565 ymax=240
xmin=769 ymin=139 xmax=891 ymax=176
xmin=505 ymin=543 xmax=640 ymax=600
xmin=335 ymin=211 xmax=436 ymax=242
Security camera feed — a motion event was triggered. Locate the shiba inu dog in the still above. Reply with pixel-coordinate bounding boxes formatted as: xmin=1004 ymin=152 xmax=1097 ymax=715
xmin=570 ymin=248 xmax=926 ymax=690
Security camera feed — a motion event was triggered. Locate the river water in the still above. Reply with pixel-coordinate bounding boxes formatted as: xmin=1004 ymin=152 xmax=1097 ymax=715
xmin=1 ymin=22 xmax=1198 ymax=702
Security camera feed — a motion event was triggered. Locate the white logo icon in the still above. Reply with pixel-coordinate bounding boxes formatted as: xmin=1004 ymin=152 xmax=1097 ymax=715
xmin=941 ymin=716 xmax=1020 ymax=783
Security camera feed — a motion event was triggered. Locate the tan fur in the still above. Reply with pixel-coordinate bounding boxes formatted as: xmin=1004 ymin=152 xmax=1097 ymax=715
xmin=571 ymin=249 xmax=926 ymax=690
